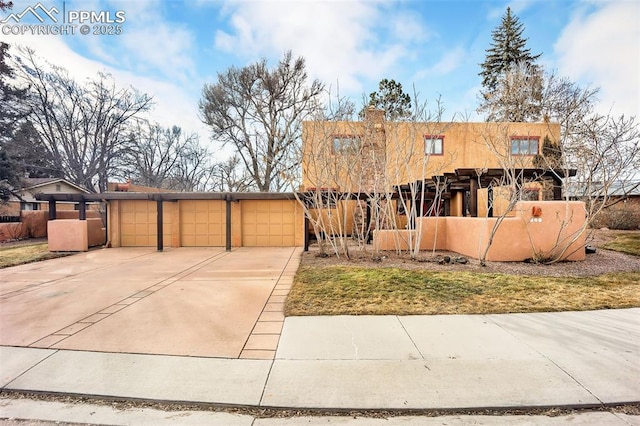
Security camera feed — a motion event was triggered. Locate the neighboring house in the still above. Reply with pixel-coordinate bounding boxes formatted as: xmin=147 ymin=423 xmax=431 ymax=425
xmin=566 ymin=180 xmax=640 ymax=204
xmin=302 ymin=108 xmax=571 ymax=232
xmin=0 ymin=178 xmax=91 ymax=216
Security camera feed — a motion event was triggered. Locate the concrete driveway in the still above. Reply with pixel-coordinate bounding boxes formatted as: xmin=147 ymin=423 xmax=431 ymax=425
xmin=0 ymin=247 xmax=301 ymax=359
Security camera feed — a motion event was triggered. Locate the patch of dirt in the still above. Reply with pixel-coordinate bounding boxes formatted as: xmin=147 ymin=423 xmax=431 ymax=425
xmin=302 ymin=229 xmax=640 ymax=277
xmin=1 ymin=392 xmax=639 ymax=419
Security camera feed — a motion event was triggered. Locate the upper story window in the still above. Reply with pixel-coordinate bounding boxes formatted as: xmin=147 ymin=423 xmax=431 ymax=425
xmin=332 ymin=135 xmax=362 ymax=155
xmin=424 ymin=135 xmax=444 ymax=155
xmin=511 ymin=136 xmax=539 ymax=156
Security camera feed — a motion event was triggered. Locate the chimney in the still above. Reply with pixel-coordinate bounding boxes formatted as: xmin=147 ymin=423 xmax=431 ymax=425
xmin=364 ymin=106 xmax=385 ymax=129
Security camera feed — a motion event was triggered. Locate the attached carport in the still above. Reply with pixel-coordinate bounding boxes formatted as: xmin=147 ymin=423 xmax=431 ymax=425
xmin=37 ymin=192 xmax=306 ymax=250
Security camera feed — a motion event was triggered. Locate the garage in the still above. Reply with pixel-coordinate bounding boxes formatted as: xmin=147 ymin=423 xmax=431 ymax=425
xmin=180 ymin=200 xmax=226 ymax=246
xmin=241 ymin=200 xmax=299 ymax=247
xmin=120 ymin=200 xmax=157 ymax=247
xmin=40 ymin=192 xmax=305 ymax=249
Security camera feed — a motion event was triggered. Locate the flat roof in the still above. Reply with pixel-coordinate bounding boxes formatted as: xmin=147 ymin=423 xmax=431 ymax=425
xmin=35 ymin=192 xmax=298 ymax=202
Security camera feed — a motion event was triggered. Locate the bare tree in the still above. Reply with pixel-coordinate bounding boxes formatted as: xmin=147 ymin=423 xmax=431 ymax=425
xmin=538 ymin=71 xmax=639 ymax=225
xmin=208 ymin=154 xmax=253 ymax=192
xmin=11 ymin=46 xmax=152 ymax=192
xmin=119 ymin=121 xmax=210 ymax=191
xmin=199 ymin=51 xmax=324 ymax=192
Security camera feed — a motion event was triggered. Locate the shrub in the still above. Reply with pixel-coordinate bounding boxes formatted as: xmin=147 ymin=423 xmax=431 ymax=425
xmin=591 ymin=199 xmax=640 ymax=230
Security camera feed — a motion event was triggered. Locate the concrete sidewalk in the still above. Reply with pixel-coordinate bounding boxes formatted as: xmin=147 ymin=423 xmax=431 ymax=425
xmin=2 ymin=308 xmax=638 ymax=412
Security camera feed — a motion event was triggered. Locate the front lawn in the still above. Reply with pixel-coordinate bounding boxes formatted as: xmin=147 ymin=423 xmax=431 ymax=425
xmin=602 ymin=232 xmax=640 ymax=256
xmin=0 ymin=243 xmax=73 ymax=269
xmin=285 ymin=266 xmax=640 ymax=316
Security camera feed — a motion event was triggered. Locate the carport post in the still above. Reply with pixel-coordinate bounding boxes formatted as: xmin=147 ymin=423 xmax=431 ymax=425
xmin=48 ymin=199 xmax=56 ymax=220
xmin=304 ymin=215 xmax=309 ymax=251
xmin=156 ymin=199 xmax=163 ymax=252
xmin=78 ymin=200 xmax=86 ymax=220
xmin=225 ymin=194 xmax=232 ymax=252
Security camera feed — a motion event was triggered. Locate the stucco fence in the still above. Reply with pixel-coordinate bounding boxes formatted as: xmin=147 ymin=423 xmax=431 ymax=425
xmin=0 ymin=210 xmax=106 ymax=249
xmin=373 ymin=201 xmax=587 ymax=262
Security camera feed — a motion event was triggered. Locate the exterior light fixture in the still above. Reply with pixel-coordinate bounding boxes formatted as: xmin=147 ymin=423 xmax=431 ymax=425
xmin=530 ymin=206 xmax=543 ymax=223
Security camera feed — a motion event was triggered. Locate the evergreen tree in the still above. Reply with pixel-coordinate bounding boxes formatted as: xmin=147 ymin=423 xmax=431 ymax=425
xmin=479 ymin=7 xmax=541 ymax=93
xmin=0 ymin=41 xmax=29 ymax=201
xmin=364 ymin=79 xmax=412 ymax=121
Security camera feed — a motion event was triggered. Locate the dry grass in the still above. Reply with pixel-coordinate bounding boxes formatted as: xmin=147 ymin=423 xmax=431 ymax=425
xmin=286 ymin=266 xmax=640 ymax=316
xmin=601 ymin=232 xmax=640 ymax=256
xmin=0 ymin=243 xmax=73 ymax=269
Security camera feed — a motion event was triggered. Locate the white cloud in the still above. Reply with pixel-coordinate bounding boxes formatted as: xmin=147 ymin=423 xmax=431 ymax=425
xmin=554 ymin=1 xmax=640 ymax=118
xmin=411 ymin=46 xmax=466 ymax=82
xmin=213 ymin=0 xmax=415 ymax=95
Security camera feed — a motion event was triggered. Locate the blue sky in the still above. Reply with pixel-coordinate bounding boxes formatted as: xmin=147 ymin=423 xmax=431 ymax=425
xmin=1 ymin=0 xmax=638 ymax=161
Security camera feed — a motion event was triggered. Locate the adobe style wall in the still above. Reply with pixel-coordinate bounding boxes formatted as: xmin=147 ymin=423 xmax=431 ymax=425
xmin=302 ymin=119 xmax=561 ymax=193
xmin=374 ymin=201 xmax=586 ymax=262
xmin=0 ymin=209 xmax=106 ymax=246
xmin=47 ymin=218 xmax=106 ymax=251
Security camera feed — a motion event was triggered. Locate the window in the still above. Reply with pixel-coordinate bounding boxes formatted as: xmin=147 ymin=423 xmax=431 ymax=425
xmin=511 ymin=136 xmax=539 ymax=155
xmin=424 ymin=135 xmax=444 ymax=155
xmin=303 ymin=189 xmax=338 ymax=209
xmin=333 ymin=135 xmax=361 ymax=155
xmin=55 ymin=184 xmax=61 ymax=192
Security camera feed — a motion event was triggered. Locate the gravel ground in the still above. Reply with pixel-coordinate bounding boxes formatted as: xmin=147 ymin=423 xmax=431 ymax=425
xmin=301 ymin=229 xmax=640 ymax=277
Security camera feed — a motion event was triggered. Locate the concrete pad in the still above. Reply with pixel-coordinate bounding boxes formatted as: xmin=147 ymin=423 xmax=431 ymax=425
xmin=262 ymin=359 xmax=600 ymax=409
xmin=0 ymin=279 xmax=156 ymax=346
xmin=399 ymin=315 xmax=542 ymax=360
xmin=252 ymin=322 xmax=283 ymax=334
xmin=276 ymin=316 xmax=421 ymax=360
xmin=6 ymin=349 xmax=272 ymax=406
xmin=0 ymin=397 xmax=254 ymax=425
xmin=240 ymin=350 xmax=276 ymax=360
xmin=30 ymin=335 xmax=68 ymax=348
xmin=244 ymin=334 xmax=280 ymax=351
xmin=487 ymin=309 xmax=640 ymax=357
xmin=53 ymin=279 xmax=275 ymax=358
xmin=0 ymin=280 xmax=54 ymax=296
xmin=1 ymin=247 xmax=299 ymax=359
xmin=0 ymin=346 xmax=55 ymax=387
xmin=488 ymin=309 xmax=640 ymax=403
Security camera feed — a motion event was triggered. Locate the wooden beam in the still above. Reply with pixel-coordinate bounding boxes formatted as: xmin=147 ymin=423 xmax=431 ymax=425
xmin=156 ymin=200 xmax=163 ymax=252
xmin=469 ymin=179 xmax=478 ymax=217
xmin=225 ymin=196 xmax=232 ymax=252
xmin=48 ymin=200 xmax=56 ymax=220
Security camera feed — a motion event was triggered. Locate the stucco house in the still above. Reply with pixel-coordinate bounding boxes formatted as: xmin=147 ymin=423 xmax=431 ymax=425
xmin=300 ymin=108 xmax=584 ymax=261
xmin=38 ymin=108 xmax=586 ymax=260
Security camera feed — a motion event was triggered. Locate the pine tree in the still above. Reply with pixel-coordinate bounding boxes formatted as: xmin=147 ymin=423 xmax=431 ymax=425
xmin=364 ymin=79 xmax=412 ymax=121
xmin=479 ymin=7 xmax=541 ymax=92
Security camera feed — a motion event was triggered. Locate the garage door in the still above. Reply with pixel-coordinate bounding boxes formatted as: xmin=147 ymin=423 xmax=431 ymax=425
xmin=120 ymin=200 xmax=157 ymax=247
xmin=180 ymin=200 xmax=225 ymax=246
xmin=241 ymin=200 xmax=297 ymax=247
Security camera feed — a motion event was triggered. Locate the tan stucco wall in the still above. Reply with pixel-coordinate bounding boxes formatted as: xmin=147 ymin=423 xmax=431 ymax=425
xmin=374 ymin=217 xmax=448 ymax=251
xmin=374 ymin=201 xmax=586 ymax=262
xmin=48 ymin=220 xmax=89 ymax=251
xmin=0 ymin=210 xmax=103 ymax=243
xmin=302 ymin=120 xmax=561 ymax=191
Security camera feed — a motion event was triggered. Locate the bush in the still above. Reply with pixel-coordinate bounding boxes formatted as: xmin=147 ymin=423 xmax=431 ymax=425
xmin=591 ymin=200 xmax=640 ymax=230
